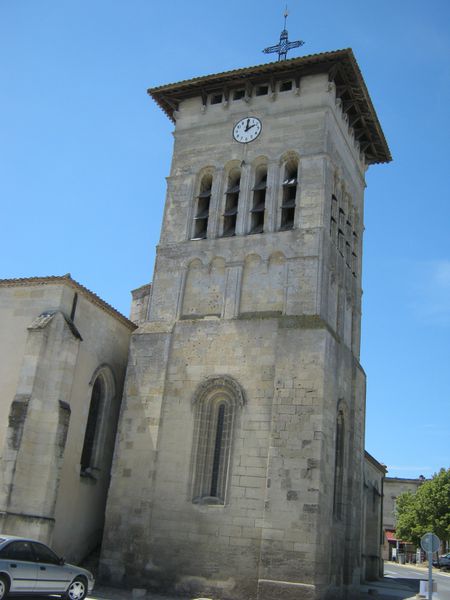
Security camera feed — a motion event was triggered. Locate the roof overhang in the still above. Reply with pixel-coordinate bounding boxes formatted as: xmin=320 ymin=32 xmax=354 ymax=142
xmin=148 ymin=48 xmax=391 ymax=166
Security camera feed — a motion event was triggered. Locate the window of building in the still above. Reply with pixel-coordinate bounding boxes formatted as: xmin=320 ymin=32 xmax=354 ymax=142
xmin=210 ymin=93 xmax=223 ymax=105
xmin=337 ymin=208 xmax=345 ymax=256
xmin=352 ymin=231 xmax=358 ymax=277
xmin=191 ymin=376 xmax=245 ymax=505
xmin=280 ymin=80 xmax=293 ymax=92
xmin=255 ymin=84 xmax=269 ymax=96
xmin=223 ymin=169 xmax=240 ymax=237
xmin=80 ymin=377 xmax=103 ymax=473
xmin=233 ymin=89 xmax=245 ymax=101
xmin=80 ymin=366 xmax=116 ymax=478
xmin=250 ymin=166 xmax=267 ymax=234
xmin=280 ymin=160 xmax=298 ymax=230
xmin=192 ymin=174 xmax=213 ymax=240
xmin=333 ymin=407 xmax=345 ymax=519
xmin=330 ymin=195 xmax=338 ymax=243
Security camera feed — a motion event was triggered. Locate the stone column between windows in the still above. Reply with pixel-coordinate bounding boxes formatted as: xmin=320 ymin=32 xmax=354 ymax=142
xmin=296 ymin=155 xmax=327 ymax=230
xmin=223 ymin=263 xmax=243 ymax=319
xmin=182 ymin=175 xmax=196 ymax=241
xmin=264 ymin=160 xmax=279 ymax=233
xmin=207 ymin=167 xmax=224 ymax=239
xmin=235 ymin=162 xmax=252 ymax=235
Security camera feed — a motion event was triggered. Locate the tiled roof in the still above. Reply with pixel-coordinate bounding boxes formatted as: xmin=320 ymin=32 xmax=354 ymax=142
xmin=148 ymin=48 xmax=391 ymax=165
xmin=0 ymin=275 xmax=136 ymax=330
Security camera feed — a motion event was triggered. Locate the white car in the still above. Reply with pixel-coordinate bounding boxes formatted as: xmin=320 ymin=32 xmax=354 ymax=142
xmin=0 ymin=535 xmax=94 ymax=600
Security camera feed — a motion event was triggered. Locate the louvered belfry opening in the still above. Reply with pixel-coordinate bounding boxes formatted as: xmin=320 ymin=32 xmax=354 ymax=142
xmin=280 ymin=160 xmax=298 ymax=230
xmin=192 ymin=174 xmax=212 ymax=240
xmin=250 ymin=166 xmax=267 ymax=234
xmin=223 ymin=169 xmax=240 ymax=237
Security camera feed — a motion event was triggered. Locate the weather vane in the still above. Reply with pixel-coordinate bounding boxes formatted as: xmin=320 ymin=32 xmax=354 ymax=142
xmin=262 ymin=6 xmax=304 ymax=61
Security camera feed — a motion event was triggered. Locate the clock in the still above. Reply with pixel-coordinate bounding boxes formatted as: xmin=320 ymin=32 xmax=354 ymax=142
xmin=233 ymin=117 xmax=262 ymax=143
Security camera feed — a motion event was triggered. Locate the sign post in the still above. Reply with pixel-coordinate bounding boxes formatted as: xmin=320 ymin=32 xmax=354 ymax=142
xmin=420 ymin=532 xmax=440 ymax=600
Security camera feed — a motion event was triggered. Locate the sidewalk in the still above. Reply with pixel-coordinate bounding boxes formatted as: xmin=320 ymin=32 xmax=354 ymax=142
xmin=88 ymin=580 xmax=419 ymax=600
xmin=360 ymin=578 xmax=418 ymax=600
xmin=88 ymin=586 xmax=183 ymax=600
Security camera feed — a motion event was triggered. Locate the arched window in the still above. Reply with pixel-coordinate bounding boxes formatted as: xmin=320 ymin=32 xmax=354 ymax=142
xmin=80 ymin=367 xmax=115 ymax=476
xmin=191 ymin=376 xmax=245 ymax=504
xmin=250 ymin=165 xmax=267 ymax=234
xmin=222 ymin=168 xmax=241 ymax=237
xmin=333 ymin=406 xmax=345 ymax=519
xmin=192 ymin=173 xmax=213 ymax=240
xmin=280 ymin=159 xmax=298 ymax=230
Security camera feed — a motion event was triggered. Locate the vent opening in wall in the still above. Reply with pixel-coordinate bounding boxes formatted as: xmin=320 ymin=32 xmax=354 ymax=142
xmin=192 ymin=174 xmax=212 ymax=240
xmin=210 ymin=93 xmax=223 ymax=105
xmin=280 ymin=161 xmax=298 ymax=230
xmin=233 ymin=89 xmax=245 ymax=100
xmin=256 ymin=84 xmax=269 ymax=96
xmin=250 ymin=168 xmax=267 ymax=234
xmin=223 ymin=170 xmax=240 ymax=237
xmin=280 ymin=80 xmax=293 ymax=92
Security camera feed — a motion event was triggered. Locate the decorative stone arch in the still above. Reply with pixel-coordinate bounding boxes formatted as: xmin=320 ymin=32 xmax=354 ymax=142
xmin=278 ymin=149 xmax=300 ymax=168
xmin=268 ymin=250 xmax=287 ymax=265
xmin=186 ymin=257 xmax=204 ymax=270
xmin=251 ymin=155 xmax=270 ymax=170
xmin=190 ymin=375 xmax=245 ymax=504
xmin=208 ymin=256 xmax=226 ymax=273
xmin=223 ymin=158 xmax=242 ymax=175
xmin=80 ymin=364 xmax=116 ymax=477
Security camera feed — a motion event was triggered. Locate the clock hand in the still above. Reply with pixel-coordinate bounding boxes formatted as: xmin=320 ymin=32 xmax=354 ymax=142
xmin=245 ymin=118 xmax=251 ymax=131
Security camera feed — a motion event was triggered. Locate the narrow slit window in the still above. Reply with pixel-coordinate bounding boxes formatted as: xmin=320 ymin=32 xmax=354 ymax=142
xmin=192 ymin=174 xmax=212 ymax=240
xmin=222 ymin=169 xmax=241 ymax=237
xmin=352 ymin=232 xmax=358 ymax=277
xmin=338 ymin=229 xmax=345 ymax=256
xmin=210 ymin=404 xmax=225 ymax=497
xmin=330 ymin=195 xmax=338 ymax=243
xmin=333 ymin=409 xmax=345 ymax=519
xmin=345 ymin=241 xmax=351 ymax=267
xmin=250 ymin=167 xmax=267 ymax=234
xmin=191 ymin=376 xmax=244 ymax=505
xmin=280 ymin=161 xmax=298 ymax=230
xmin=337 ymin=208 xmax=345 ymax=255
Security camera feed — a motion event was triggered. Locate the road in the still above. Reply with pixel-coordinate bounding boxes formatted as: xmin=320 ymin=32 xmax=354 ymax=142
xmin=384 ymin=562 xmax=450 ymax=600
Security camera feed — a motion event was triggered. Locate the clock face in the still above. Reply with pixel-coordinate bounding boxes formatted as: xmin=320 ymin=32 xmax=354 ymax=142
xmin=233 ymin=117 xmax=262 ymax=143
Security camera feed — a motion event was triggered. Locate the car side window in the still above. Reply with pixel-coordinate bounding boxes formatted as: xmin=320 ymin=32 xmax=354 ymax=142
xmin=0 ymin=541 xmax=34 ymax=561
xmin=32 ymin=542 xmax=60 ymax=565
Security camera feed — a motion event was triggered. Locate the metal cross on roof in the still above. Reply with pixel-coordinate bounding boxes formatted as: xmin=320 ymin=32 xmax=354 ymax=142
xmin=262 ymin=8 xmax=304 ymax=61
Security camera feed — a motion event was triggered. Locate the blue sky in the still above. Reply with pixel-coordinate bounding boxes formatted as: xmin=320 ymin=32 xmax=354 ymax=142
xmin=1 ymin=0 xmax=449 ymax=479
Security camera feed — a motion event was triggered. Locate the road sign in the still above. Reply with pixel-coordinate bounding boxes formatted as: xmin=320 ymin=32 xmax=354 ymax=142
xmin=421 ymin=532 xmax=440 ymax=553
xmin=420 ymin=533 xmax=440 ymax=600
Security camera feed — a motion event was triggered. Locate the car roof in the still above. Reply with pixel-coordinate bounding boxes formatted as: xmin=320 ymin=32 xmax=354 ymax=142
xmin=0 ymin=534 xmax=41 ymax=544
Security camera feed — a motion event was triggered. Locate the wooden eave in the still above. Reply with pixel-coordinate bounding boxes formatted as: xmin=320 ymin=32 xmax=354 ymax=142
xmin=148 ymin=48 xmax=391 ymax=165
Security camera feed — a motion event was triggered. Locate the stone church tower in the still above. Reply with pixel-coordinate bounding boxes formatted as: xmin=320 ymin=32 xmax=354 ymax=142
xmin=101 ymin=49 xmax=390 ymax=600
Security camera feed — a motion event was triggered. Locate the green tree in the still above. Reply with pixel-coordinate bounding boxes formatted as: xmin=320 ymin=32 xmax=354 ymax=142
xmin=395 ymin=468 xmax=450 ymax=548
